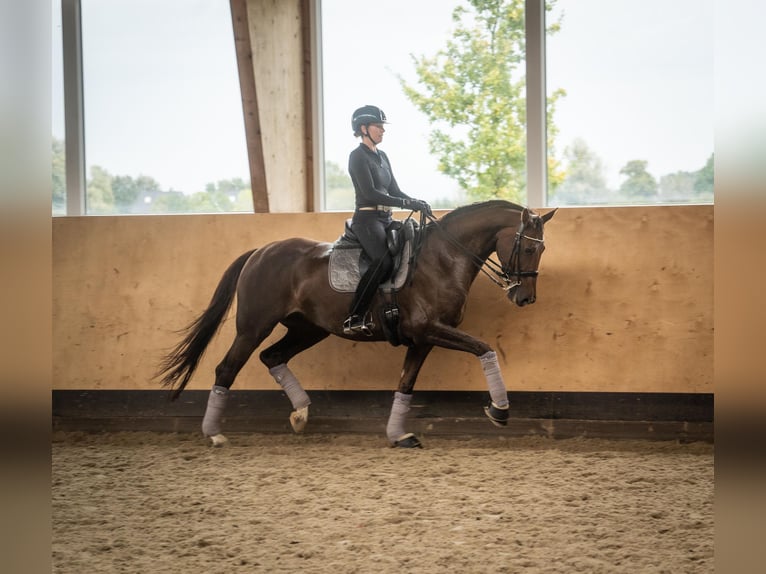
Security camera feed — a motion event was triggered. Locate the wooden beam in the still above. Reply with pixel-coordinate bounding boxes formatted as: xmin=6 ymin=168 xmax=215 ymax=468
xmin=301 ymin=0 xmax=315 ymax=211
xmin=230 ymin=0 xmax=269 ymax=212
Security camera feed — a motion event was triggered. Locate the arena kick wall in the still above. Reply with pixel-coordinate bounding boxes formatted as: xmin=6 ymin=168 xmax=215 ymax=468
xmin=52 ymin=206 xmax=713 ymax=440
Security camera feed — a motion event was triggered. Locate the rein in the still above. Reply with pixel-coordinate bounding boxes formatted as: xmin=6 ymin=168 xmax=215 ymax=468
xmin=423 ymin=211 xmax=542 ymax=291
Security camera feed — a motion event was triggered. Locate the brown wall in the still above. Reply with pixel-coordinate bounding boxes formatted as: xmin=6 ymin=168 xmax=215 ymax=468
xmin=52 ymin=205 xmax=713 ymax=394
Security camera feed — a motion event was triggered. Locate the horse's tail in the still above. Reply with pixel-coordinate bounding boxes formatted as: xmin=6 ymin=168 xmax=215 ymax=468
xmin=156 ymin=249 xmax=257 ymax=400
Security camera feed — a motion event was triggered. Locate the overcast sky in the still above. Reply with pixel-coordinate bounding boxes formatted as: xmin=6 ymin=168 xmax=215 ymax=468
xmin=53 ymin=0 xmax=714 ymax=203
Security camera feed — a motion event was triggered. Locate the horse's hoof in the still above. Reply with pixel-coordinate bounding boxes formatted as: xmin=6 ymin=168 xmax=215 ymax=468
xmin=289 ymin=406 xmax=309 ymax=434
xmin=391 ymin=433 xmax=423 ymax=449
xmin=484 ymin=402 xmax=509 ymax=427
xmin=209 ymin=433 xmax=229 ymax=447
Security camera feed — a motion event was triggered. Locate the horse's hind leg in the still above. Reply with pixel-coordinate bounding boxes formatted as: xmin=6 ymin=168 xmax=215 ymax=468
xmin=201 ymin=332 xmax=262 ymax=446
xmin=387 ymin=344 xmax=433 ymax=448
xmin=259 ymin=320 xmax=329 ymax=433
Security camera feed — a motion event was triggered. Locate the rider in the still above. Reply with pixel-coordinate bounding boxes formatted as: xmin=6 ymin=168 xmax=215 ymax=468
xmin=343 ymin=105 xmax=431 ymax=335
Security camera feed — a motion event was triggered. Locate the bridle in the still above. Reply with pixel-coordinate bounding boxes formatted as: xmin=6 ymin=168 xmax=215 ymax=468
xmin=501 ymin=218 xmax=545 ymax=290
xmin=422 ymin=211 xmax=544 ymax=292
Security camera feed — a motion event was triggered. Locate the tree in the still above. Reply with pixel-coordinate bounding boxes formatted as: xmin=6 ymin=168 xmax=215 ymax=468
xmin=151 ymin=190 xmax=190 ymax=213
xmin=659 ymin=171 xmax=695 ymax=202
xmin=112 ymin=174 xmax=162 ymax=211
xmin=187 ymin=188 xmax=237 ymax=212
xmin=551 ymin=138 xmax=610 ymax=205
xmin=324 ymin=160 xmax=354 ymax=210
xmin=400 ymin=0 xmax=563 ymax=203
xmin=86 ymin=165 xmax=115 ymax=214
xmin=205 ymin=178 xmax=254 ymax=211
xmin=618 ymin=160 xmax=658 ymax=201
xmin=693 ymin=153 xmax=714 ymax=200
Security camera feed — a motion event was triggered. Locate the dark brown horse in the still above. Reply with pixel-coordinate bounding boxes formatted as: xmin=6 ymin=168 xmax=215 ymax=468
xmin=157 ymin=200 xmax=556 ymax=447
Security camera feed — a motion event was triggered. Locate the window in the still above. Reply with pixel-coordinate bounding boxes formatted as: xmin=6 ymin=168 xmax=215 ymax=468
xmin=319 ymin=0 xmax=713 ymax=209
xmin=52 ymin=0 xmax=66 ymax=215
xmin=55 ymin=1 xmax=714 ymax=213
xmin=546 ymin=0 xmax=714 ymax=205
xmin=319 ymin=0 xmax=465 ymax=211
xmin=53 ymin=0 xmax=251 ymax=215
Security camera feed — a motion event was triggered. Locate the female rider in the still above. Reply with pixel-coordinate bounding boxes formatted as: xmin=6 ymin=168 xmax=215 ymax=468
xmin=343 ymin=105 xmax=431 ymax=335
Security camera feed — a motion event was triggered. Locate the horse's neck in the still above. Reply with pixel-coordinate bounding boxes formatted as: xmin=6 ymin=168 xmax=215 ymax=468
xmin=441 ymin=208 xmax=519 ymax=260
xmin=424 ymin=206 xmax=521 ymax=286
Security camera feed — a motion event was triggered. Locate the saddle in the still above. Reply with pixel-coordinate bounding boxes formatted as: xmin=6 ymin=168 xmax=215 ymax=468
xmin=328 ymin=218 xmax=418 ymax=294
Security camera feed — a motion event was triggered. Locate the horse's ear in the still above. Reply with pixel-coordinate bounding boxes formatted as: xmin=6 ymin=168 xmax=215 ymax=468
xmin=541 ymin=208 xmax=558 ymax=224
xmin=522 ymin=208 xmax=531 ymax=225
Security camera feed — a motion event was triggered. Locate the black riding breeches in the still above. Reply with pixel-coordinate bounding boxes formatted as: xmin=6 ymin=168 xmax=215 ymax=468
xmin=348 ymin=211 xmax=394 ymax=317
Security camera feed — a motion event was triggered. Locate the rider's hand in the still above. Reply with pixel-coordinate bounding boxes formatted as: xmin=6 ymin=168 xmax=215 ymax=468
xmin=404 ymin=198 xmax=432 ymax=215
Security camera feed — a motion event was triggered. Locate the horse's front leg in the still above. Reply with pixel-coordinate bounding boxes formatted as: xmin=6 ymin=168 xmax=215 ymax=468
xmin=387 ymin=344 xmax=433 ymax=448
xmin=423 ymin=323 xmax=510 ymax=427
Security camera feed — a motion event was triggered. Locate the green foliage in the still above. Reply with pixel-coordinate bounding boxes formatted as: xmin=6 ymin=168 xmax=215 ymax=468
xmin=87 ymin=165 xmax=116 ymax=214
xmin=694 ymin=154 xmax=714 ymax=198
xmin=659 ymin=171 xmax=696 ymax=202
xmin=324 ymin=160 xmax=354 ymax=211
xmin=399 ymin=0 xmax=562 ymax=203
xmin=552 ymin=145 xmax=714 ymax=205
xmin=618 ymin=160 xmax=658 ymax=201
xmin=150 ymin=190 xmax=190 ymax=213
xmin=551 ymin=138 xmax=610 ymax=205
xmin=659 ymin=153 xmax=714 ymax=203
xmin=76 ymin=162 xmax=255 ymax=214
xmin=201 ymin=179 xmax=254 ymax=212
xmin=112 ymin=174 xmax=162 ymax=209
xmin=52 ymin=133 xmax=255 ymax=214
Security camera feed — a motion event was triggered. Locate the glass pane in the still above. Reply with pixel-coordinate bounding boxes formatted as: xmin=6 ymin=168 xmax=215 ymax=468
xmin=52 ymin=0 xmax=66 ymax=215
xmin=546 ymin=0 xmax=714 ymax=205
xmin=80 ymin=0 xmax=251 ymax=214
xmin=321 ymin=0 xmax=476 ymax=211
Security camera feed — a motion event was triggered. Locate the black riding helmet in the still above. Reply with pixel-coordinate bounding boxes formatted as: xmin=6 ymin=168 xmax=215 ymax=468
xmin=352 ymin=105 xmax=388 ymax=137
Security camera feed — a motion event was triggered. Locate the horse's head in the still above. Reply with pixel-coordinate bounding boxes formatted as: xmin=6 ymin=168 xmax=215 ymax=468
xmin=495 ymin=207 xmax=557 ymax=306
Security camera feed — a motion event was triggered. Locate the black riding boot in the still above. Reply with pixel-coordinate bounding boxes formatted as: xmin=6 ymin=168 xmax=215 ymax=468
xmin=343 ymin=253 xmax=393 ymax=336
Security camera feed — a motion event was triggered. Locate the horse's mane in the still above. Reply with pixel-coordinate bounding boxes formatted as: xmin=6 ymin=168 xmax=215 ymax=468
xmin=436 ymin=199 xmax=525 ymax=225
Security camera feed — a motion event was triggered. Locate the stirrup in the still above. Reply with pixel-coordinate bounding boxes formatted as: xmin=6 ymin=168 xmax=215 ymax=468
xmin=343 ymin=314 xmax=373 ymax=336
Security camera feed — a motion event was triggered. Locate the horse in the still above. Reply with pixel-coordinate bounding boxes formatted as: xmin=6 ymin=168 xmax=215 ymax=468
xmin=156 ymin=200 xmax=556 ymax=448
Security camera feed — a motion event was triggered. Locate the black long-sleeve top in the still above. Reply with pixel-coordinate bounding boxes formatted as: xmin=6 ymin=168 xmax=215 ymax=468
xmin=348 ymin=143 xmax=413 ymax=209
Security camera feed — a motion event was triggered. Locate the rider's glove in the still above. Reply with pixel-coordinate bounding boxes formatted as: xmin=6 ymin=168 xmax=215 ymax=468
xmin=403 ymin=198 xmax=432 ymax=215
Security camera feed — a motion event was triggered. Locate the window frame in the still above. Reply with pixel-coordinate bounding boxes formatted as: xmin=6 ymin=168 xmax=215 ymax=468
xmin=61 ymin=0 xmax=86 ymax=215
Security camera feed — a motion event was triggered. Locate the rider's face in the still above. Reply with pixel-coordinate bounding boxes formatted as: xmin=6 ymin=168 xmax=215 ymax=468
xmin=367 ymin=123 xmax=385 ymax=142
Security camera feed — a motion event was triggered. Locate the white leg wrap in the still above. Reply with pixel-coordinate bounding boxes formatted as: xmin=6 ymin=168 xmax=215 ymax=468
xmin=479 ymin=351 xmax=509 ymax=408
xmin=201 ymin=385 xmax=229 ymax=437
xmin=269 ymin=364 xmax=311 ymax=409
xmin=386 ymin=392 xmax=413 ymax=442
